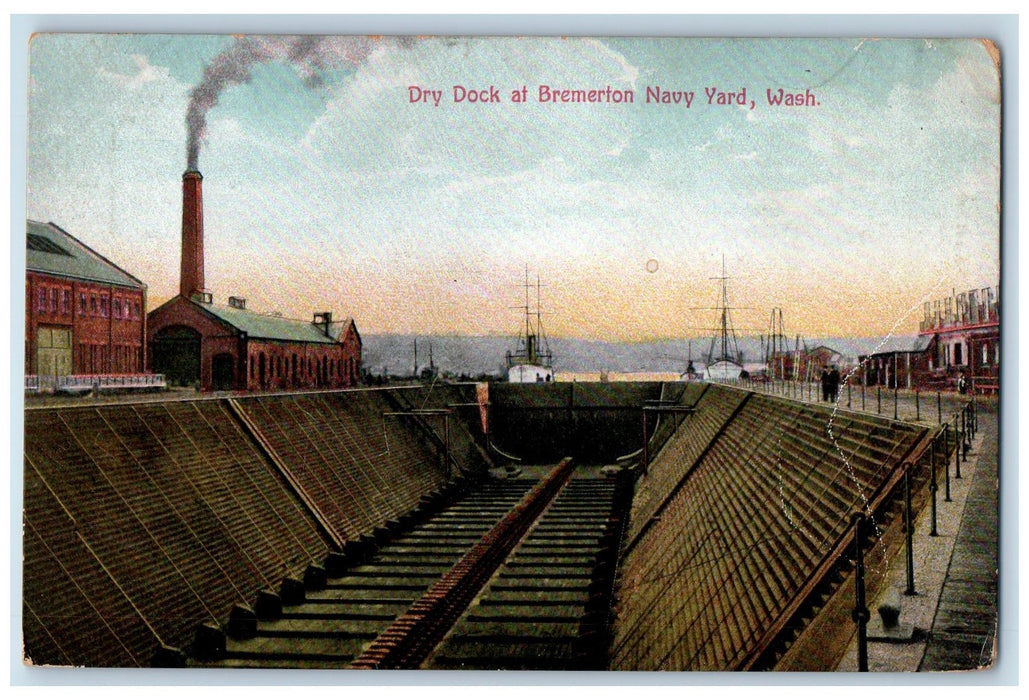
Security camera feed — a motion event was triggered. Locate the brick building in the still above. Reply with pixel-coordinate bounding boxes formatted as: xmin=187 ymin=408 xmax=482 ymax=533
xmin=25 ymin=220 xmax=146 ymax=380
xmin=148 ymin=297 xmax=361 ymax=391
xmin=768 ymin=344 xmax=850 ymax=382
xmin=146 ymin=170 xmax=361 ymax=391
xmin=918 ymin=285 xmax=999 ymax=393
xmin=855 ymin=285 xmax=999 ymax=393
xmin=857 ymin=335 xmax=935 ymax=389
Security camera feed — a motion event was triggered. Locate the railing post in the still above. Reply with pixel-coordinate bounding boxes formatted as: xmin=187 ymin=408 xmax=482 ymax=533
xmin=641 ymin=410 xmax=648 ymax=476
xmin=904 ymin=464 xmax=915 ymax=595
xmin=929 ymin=434 xmax=938 ymax=536
xmin=937 ymin=391 xmax=942 ymax=424
xmin=943 ymin=423 xmax=952 ymax=502
xmin=915 ymin=390 xmax=920 ymax=421
xmin=955 ymin=415 xmax=963 ymax=478
xmin=848 ymin=382 xmax=852 ymax=409
xmin=444 ymin=414 xmax=451 ymax=481
xmin=894 ymin=385 xmax=899 ymax=420
xmin=962 ymin=403 xmax=969 ymax=450
xmin=861 ymin=383 xmax=866 ymax=411
xmin=877 ymin=386 xmax=881 ymax=415
xmin=851 ymin=512 xmax=870 ymax=672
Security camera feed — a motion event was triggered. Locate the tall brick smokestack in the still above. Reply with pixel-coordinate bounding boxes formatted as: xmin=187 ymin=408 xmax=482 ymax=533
xmin=180 ymin=169 xmax=205 ymax=299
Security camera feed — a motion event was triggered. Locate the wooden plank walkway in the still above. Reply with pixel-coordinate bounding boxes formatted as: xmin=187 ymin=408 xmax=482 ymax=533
xmin=918 ymin=403 xmax=998 ymax=671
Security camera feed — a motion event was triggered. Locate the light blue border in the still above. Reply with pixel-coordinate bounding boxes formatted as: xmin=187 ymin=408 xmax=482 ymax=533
xmin=8 ymin=13 xmax=1018 ymax=689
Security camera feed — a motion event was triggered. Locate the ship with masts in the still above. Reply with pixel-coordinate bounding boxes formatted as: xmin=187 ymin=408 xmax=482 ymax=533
xmin=505 ymin=267 xmax=554 ymax=383
xmin=696 ymin=257 xmax=745 ymax=382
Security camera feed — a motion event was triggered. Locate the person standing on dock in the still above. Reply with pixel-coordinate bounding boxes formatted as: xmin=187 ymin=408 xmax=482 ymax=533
xmin=829 ymin=366 xmax=841 ymax=403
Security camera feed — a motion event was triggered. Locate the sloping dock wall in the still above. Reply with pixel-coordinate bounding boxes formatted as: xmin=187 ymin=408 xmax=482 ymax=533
xmin=22 ymin=386 xmax=485 ymax=667
xmin=611 ymin=384 xmax=927 ymax=671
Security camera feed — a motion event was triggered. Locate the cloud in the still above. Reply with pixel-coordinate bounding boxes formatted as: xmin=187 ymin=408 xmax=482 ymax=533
xmin=24 ymin=36 xmax=1000 ymax=341
xmin=301 ymin=37 xmax=640 ymax=178
xmin=98 ymin=54 xmax=169 ymax=89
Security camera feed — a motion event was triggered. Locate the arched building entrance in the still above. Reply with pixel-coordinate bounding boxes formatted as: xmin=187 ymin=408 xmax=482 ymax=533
xmin=151 ymin=325 xmax=201 ymax=387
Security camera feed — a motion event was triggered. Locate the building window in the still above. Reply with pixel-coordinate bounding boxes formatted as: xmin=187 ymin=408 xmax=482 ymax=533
xmin=37 ymin=287 xmax=46 ymax=312
xmin=49 ymin=288 xmax=58 ymax=313
xmin=133 ymin=301 xmax=140 ymax=320
xmin=99 ymin=295 xmax=109 ymax=318
xmin=953 ymin=342 xmax=963 ymax=366
xmin=79 ymin=293 xmax=86 ymax=316
xmin=61 ymin=289 xmax=70 ymax=315
xmin=90 ymin=294 xmax=97 ymax=315
xmin=113 ymin=298 xmax=122 ymax=319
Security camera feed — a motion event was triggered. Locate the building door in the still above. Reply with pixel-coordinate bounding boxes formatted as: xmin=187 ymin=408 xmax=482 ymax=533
xmin=36 ymin=326 xmax=72 ymax=378
xmin=152 ymin=326 xmax=201 ymax=387
xmin=212 ymin=353 xmax=235 ymax=391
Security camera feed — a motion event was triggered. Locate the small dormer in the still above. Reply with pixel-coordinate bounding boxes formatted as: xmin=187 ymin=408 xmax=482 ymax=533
xmin=191 ymin=291 xmax=213 ymax=305
xmin=228 ymin=296 xmax=247 ymax=310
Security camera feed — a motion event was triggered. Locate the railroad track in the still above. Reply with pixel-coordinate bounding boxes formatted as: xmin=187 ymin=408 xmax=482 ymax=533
xmin=189 ymin=460 xmax=629 ymax=670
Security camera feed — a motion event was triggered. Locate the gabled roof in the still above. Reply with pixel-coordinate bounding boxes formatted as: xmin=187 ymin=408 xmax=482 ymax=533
xmin=862 ymin=335 xmax=933 ymax=356
xmin=806 ymin=345 xmax=843 ymax=357
xmin=26 ymin=220 xmax=144 ymax=289
xmin=328 ymin=317 xmax=361 ymax=346
xmin=197 ymin=302 xmax=348 ymax=345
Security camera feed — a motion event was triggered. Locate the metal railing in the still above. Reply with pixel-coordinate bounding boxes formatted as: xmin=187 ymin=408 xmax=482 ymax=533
xmin=845 ymin=397 xmax=976 ymax=671
xmin=725 ymin=376 xmax=981 ymax=426
xmin=727 ymin=381 xmax=977 ymax=670
xmin=25 ymin=373 xmax=167 ymax=394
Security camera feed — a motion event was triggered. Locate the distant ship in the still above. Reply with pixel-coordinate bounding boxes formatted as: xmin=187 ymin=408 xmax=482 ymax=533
xmin=506 ymin=268 xmax=554 ymax=383
xmin=678 ymin=340 xmax=702 ymax=382
xmin=699 ymin=257 xmax=744 ymax=382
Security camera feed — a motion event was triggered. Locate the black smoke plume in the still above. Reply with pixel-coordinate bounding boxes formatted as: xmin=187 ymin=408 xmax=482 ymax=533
xmin=185 ymin=35 xmax=409 ymax=170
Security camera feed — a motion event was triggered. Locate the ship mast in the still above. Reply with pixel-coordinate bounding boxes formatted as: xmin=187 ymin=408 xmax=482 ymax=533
xmin=524 ymin=266 xmax=535 ymax=364
xmin=507 ymin=266 xmax=553 ymax=372
xmin=535 ymin=270 xmax=544 ymax=365
xmin=704 ymin=255 xmax=742 ymax=366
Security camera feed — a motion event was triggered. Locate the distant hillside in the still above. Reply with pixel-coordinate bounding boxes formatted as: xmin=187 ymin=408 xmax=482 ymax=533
xmin=361 ymin=334 xmax=918 ymax=379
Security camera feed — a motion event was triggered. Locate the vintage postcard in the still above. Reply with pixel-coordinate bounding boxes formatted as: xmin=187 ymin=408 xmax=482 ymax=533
xmin=20 ymin=32 xmax=1001 ymax=674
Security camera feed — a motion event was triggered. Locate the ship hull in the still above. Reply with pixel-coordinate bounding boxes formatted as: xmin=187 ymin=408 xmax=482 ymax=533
xmin=508 ymin=363 xmax=554 ymax=383
xmin=705 ymin=360 xmax=744 ymax=382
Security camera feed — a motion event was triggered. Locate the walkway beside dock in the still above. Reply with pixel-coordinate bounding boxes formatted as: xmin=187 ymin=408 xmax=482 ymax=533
xmin=836 ymin=401 xmax=998 ymax=673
